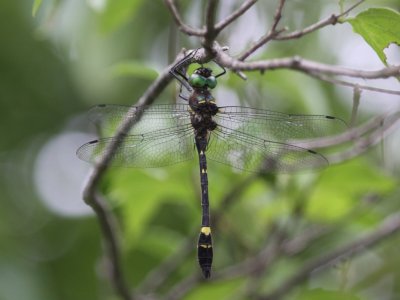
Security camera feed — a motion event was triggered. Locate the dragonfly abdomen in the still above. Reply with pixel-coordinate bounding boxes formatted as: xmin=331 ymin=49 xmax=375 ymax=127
xmin=198 ymin=226 xmax=213 ymax=279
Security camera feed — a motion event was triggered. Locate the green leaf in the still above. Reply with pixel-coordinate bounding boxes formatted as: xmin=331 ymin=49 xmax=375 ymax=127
xmin=32 ymin=0 xmax=43 ymax=17
xmin=110 ymin=61 xmax=158 ymax=80
xmin=347 ymin=8 xmax=400 ymax=65
xmin=100 ymin=0 xmax=144 ymax=32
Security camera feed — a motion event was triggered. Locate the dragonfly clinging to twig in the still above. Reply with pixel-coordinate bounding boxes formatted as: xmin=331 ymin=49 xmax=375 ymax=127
xmin=77 ymin=49 xmax=347 ymax=278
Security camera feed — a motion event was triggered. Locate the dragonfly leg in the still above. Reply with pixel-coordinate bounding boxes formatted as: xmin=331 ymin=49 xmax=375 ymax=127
xmin=213 ymin=60 xmax=226 ymax=78
xmin=170 ymin=49 xmax=199 ymax=92
xmin=178 ymin=83 xmax=189 ymax=101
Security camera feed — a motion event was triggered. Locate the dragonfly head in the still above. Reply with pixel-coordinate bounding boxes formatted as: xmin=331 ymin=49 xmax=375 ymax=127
xmin=189 ymin=67 xmax=217 ymax=89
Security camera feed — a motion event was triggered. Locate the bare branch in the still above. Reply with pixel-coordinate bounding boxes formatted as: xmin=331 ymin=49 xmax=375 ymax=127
xmin=239 ymin=28 xmax=286 ymax=61
xmin=213 ymin=225 xmax=285 ymax=280
xmin=275 ymin=0 xmax=365 ymax=40
xmin=214 ymin=0 xmax=258 ymax=33
xmin=292 ymin=112 xmax=398 ymax=149
xmin=258 ymin=212 xmax=400 ymax=300
xmin=164 ymin=0 xmax=204 ymax=36
xmin=271 ymin=0 xmax=285 ymax=32
xmin=90 ymin=194 xmax=132 ymax=300
xmin=350 ymin=85 xmax=361 ymax=127
xmin=326 ymin=114 xmax=400 ymax=164
xmin=215 ymin=51 xmax=400 ymax=79
xmin=239 ymin=0 xmax=286 ymax=61
xmin=137 ymin=238 xmax=194 ymax=293
xmin=308 ymin=72 xmax=400 ymax=96
xmin=82 ymin=52 xmax=186 ymax=300
xmin=203 ymin=0 xmax=220 ymax=50
xmin=291 ymin=111 xmax=400 ymax=165
xmin=164 ymin=275 xmax=202 ymax=300
xmin=212 ymin=192 xmax=384 ymax=288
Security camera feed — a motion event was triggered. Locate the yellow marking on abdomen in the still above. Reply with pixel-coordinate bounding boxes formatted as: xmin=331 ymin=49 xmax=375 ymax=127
xmin=201 ymin=227 xmax=211 ymax=235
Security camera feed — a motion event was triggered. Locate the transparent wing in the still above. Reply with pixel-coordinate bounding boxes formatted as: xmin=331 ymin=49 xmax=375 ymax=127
xmin=206 ymin=125 xmax=328 ymax=173
xmin=88 ymin=104 xmax=192 ymax=136
xmin=215 ymin=106 xmax=347 ymax=141
xmin=77 ymin=126 xmax=195 ymax=167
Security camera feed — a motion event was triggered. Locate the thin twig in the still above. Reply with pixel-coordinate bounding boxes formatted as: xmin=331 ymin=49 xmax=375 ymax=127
xmin=137 ymin=238 xmax=194 ymax=293
xmin=213 ymin=190 xmax=384 ymax=286
xmin=291 ymin=112 xmax=400 ymax=150
xmin=258 ymin=212 xmax=400 ymax=300
xmin=214 ymin=0 xmax=258 ymax=33
xmin=239 ymin=0 xmax=286 ymax=60
xmin=350 ymin=85 xmax=361 ymax=127
xmin=215 ymin=50 xmax=400 ymax=79
xmin=90 ymin=194 xmax=132 ymax=300
xmin=326 ymin=114 xmax=400 ymax=164
xmin=213 ymin=224 xmax=285 ymax=280
xmin=203 ymin=0 xmax=219 ymax=50
xmin=164 ymin=0 xmax=204 ymax=36
xmin=308 ymin=72 xmax=400 ymax=96
xmin=164 ymin=275 xmax=202 ymax=300
xmin=275 ymin=0 xmax=365 ymax=40
xmin=270 ymin=0 xmax=285 ymax=32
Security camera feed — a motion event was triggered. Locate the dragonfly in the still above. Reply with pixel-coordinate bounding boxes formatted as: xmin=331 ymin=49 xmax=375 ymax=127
xmin=77 ymin=50 xmax=347 ymax=278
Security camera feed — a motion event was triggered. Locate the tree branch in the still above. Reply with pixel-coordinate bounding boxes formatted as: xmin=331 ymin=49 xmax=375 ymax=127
xmin=350 ymin=85 xmax=361 ymax=127
xmin=82 ymin=53 xmax=186 ymax=300
xmin=308 ymin=72 xmax=400 ymax=96
xmin=238 ymin=0 xmax=364 ymax=60
xmin=289 ymin=112 xmax=400 ymax=166
xmin=239 ymin=0 xmax=286 ymax=61
xmin=202 ymin=0 xmax=219 ymax=50
xmin=164 ymin=0 xmax=204 ymax=36
xmin=215 ymin=50 xmax=400 ymax=79
xmin=90 ymin=194 xmax=132 ymax=300
xmin=258 ymin=212 xmax=400 ymax=300
xmin=291 ymin=113 xmax=394 ymax=149
xmin=137 ymin=238 xmax=194 ymax=294
xmin=214 ymin=0 xmax=258 ymax=33
xmin=326 ymin=114 xmax=400 ymax=164
xmin=274 ymin=0 xmax=365 ymax=40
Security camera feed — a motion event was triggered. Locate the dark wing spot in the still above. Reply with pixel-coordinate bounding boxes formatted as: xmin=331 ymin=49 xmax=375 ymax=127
xmin=325 ymin=116 xmax=335 ymax=119
xmin=308 ymin=149 xmax=317 ymax=154
xmin=89 ymin=140 xmax=98 ymax=144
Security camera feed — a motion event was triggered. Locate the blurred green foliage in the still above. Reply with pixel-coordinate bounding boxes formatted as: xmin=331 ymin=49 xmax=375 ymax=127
xmin=1 ymin=1 xmax=400 ymax=300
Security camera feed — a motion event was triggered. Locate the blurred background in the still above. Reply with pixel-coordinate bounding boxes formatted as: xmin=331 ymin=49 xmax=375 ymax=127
xmin=1 ymin=1 xmax=400 ymax=299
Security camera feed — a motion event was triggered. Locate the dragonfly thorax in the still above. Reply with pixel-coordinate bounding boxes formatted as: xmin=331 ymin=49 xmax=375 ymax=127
xmin=190 ymin=100 xmax=218 ymax=136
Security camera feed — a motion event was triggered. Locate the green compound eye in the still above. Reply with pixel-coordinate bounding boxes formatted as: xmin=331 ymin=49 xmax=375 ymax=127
xmin=206 ymin=76 xmax=217 ymax=89
xmin=189 ymin=74 xmax=206 ymax=88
